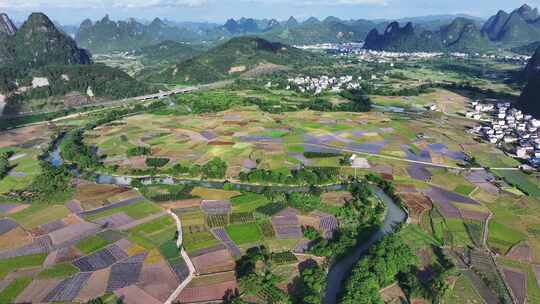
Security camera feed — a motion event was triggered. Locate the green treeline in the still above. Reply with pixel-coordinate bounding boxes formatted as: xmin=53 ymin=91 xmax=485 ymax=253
xmin=239 ymin=167 xmax=340 ymax=185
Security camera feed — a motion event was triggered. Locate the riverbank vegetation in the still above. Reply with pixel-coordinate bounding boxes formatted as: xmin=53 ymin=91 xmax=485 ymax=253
xmin=340 ymin=235 xmax=417 ymax=303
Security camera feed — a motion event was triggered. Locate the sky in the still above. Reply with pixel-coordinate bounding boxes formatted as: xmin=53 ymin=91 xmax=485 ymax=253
xmin=1 ymin=0 xmax=540 ymax=25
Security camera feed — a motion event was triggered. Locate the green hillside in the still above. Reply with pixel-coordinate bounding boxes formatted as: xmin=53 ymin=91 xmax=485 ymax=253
xmin=135 ymin=40 xmax=203 ymax=66
xmin=149 ymin=36 xmax=322 ymax=84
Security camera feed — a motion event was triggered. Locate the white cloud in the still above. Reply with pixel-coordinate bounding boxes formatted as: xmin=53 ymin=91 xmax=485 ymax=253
xmin=0 ymin=0 xmax=209 ymax=9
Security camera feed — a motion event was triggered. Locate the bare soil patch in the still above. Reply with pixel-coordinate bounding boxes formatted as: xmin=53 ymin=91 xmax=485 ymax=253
xmin=506 ymin=242 xmax=533 ymax=263
xmin=501 ymin=267 xmax=527 ymax=304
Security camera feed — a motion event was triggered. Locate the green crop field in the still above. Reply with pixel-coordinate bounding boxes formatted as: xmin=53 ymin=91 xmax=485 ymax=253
xmin=443 ymin=274 xmax=484 ymax=304
xmin=0 ymin=276 xmax=32 ymax=303
xmin=226 ymin=223 xmax=263 ymax=245
xmin=75 ymin=235 xmax=110 ymax=254
xmin=488 ymin=221 xmax=527 ymax=254
xmin=231 ymin=193 xmax=270 ymax=213
xmin=0 ymin=254 xmax=47 ymax=279
xmin=38 ymin=262 xmax=79 ymax=279
xmin=493 ymin=170 xmax=540 ymax=197
xmin=85 ymin=200 xmax=161 ymax=221
xmin=9 ymin=204 xmax=70 ymax=229
xmin=183 ymin=230 xmax=220 ymax=253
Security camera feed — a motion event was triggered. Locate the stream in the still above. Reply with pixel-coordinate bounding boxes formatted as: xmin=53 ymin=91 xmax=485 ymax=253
xmin=47 ymin=140 xmax=407 ymax=304
xmin=323 ymin=188 xmax=407 ymax=304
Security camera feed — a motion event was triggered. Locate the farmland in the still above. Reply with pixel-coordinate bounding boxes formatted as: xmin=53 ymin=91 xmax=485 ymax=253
xmin=0 ymin=46 xmax=539 ymax=304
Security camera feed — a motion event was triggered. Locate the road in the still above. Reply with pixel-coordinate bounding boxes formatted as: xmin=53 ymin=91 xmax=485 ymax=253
xmin=165 ymin=209 xmax=196 ymax=304
xmin=296 ymin=142 xmax=519 ymax=171
xmin=0 ymin=80 xmax=232 ymax=119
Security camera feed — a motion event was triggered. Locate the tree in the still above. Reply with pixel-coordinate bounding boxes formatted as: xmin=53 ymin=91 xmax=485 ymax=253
xmin=201 ymin=157 xmax=228 ymax=179
xmin=145 ymin=157 xmax=170 ymax=168
xmin=0 ymin=152 xmax=12 ymax=180
xmin=296 ymin=263 xmax=326 ymax=304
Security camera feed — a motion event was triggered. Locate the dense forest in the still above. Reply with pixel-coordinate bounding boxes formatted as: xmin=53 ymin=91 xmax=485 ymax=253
xmin=2 ymin=64 xmax=155 ymax=114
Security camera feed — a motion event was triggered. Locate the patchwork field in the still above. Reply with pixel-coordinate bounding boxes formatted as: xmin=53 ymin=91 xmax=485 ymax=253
xmin=85 ymin=107 xmax=483 ymax=179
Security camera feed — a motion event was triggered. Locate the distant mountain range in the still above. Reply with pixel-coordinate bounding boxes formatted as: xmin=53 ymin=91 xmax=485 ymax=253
xmin=363 ymin=4 xmax=540 ymax=52
xmin=75 ymin=15 xmax=380 ymax=52
xmin=364 ymin=17 xmax=489 ymax=52
xmin=76 ymin=15 xmax=227 ymax=53
xmin=70 ymin=13 xmax=494 ymax=54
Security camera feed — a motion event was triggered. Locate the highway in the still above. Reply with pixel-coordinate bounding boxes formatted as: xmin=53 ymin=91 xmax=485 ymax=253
xmin=0 ymin=80 xmax=232 ymax=119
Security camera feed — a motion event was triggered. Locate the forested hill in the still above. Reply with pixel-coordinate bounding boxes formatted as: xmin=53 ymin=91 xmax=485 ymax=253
xmin=146 ymin=36 xmax=322 ymax=84
xmin=519 ymin=46 xmax=540 ymax=117
xmin=482 ymin=4 xmax=540 ymax=45
xmin=0 ymin=13 xmax=91 ymax=69
xmin=134 ymin=40 xmax=203 ymax=66
xmin=0 ymin=12 xmax=156 ymax=115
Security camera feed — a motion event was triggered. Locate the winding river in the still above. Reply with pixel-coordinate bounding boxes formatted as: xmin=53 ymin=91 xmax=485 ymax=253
xmin=47 ymin=142 xmax=407 ymax=304
xmin=323 ymin=188 xmax=407 ymax=304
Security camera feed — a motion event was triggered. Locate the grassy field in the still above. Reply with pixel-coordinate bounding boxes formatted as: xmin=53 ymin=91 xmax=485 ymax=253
xmin=400 ymin=224 xmax=442 ymax=250
xmin=488 ymin=221 xmax=527 ymax=254
xmin=226 ymin=223 xmax=263 ymax=245
xmin=190 ymin=187 xmax=241 ymax=200
xmin=0 ymin=149 xmax=42 ymax=194
xmin=492 ymin=170 xmax=540 ymax=197
xmin=231 ymin=193 xmax=270 ymax=213
xmin=75 ymin=235 xmax=110 ymax=254
xmin=85 ymin=200 xmax=161 ymax=221
xmin=9 ymin=204 xmax=70 ymax=229
xmin=183 ymin=230 xmax=220 ymax=253
xmin=443 ymin=274 xmax=485 ymax=304
xmin=0 ymin=254 xmax=47 ymax=279
xmin=0 ymin=276 xmax=32 ymax=303
xmin=38 ymin=262 xmax=79 ymax=279
xmin=128 ymin=215 xmax=177 ymax=247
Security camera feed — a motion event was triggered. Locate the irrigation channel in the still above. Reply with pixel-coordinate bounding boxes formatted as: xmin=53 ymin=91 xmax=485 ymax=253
xmin=47 ymin=140 xmax=407 ymax=304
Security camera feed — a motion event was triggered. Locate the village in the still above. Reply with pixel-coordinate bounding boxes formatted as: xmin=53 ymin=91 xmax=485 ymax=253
xmin=285 ymin=75 xmax=362 ymax=94
xmin=469 ymin=100 xmax=540 ymax=168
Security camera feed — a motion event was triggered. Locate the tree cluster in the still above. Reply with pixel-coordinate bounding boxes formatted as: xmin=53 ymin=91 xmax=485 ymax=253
xmin=60 ymin=129 xmax=101 ymax=170
xmin=239 ymin=167 xmax=340 ymax=185
xmin=340 ymin=235 xmax=417 ymax=304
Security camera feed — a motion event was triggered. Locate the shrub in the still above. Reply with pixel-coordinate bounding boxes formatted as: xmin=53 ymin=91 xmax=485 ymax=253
xmin=145 ymin=157 xmax=170 ymax=168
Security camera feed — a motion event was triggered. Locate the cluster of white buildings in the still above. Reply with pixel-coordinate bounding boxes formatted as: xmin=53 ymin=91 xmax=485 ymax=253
xmin=354 ymin=50 xmax=444 ymax=62
xmin=470 ymin=101 xmax=540 ymax=165
xmin=480 ymin=53 xmax=531 ymax=65
xmin=294 ymin=42 xmax=364 ymax=52
xmin=286 ymin=75 xmax=361 ymax=95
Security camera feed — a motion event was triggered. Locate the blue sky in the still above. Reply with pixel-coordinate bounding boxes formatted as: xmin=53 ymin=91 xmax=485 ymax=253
xmin=1 ymin=0 xmax=540 ymax=25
